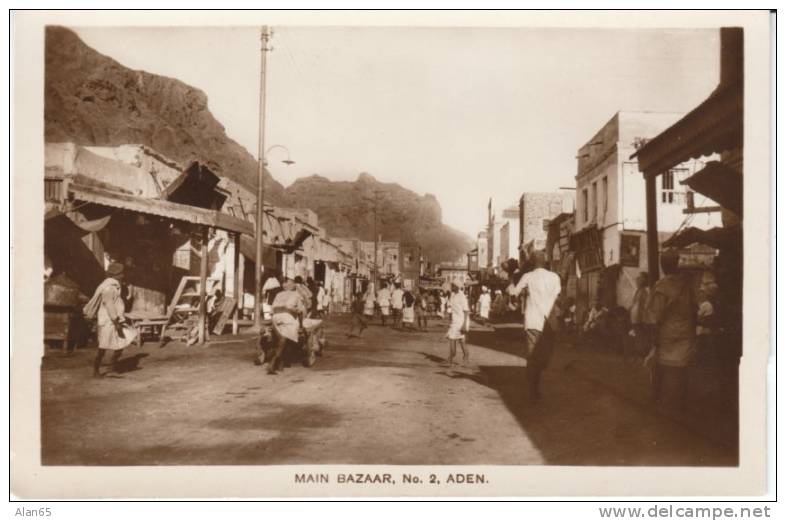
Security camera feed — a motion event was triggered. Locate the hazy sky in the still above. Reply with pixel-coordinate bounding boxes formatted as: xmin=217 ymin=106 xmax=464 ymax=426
xmin=74 ymin=26 xmax=720 ymax=237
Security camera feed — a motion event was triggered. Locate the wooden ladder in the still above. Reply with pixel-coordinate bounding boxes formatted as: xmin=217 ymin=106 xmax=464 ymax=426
xmin=159 ymin=276 xmax=221 ymax=344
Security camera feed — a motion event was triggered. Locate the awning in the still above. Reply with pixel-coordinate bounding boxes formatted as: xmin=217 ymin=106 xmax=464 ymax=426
xmin=239 ymin=235 xmax=280 ymax=269
xmin=314 ymin=237 xmax=346 ymax=264
xmin=631 ymin=81 xmax=743 ymax=177
xmin=662 ymin=225 xmax=741 ymax=251
xmin=45 ymin=209 xmax=92 ymax=236
xmin=681 ymin=161 xmax=742 ymax=216
xmin=46 ymin=208 xmax=112 ymax=233
xmin=292 ymin=228 xmax=313 ymax=250
xmin=161 ymin=161 xmax=227 ymax=210
xmin=68 ymin=183 xmax=254 ymax=235
xmin=44 ymin=210 xmax=106 ymax=294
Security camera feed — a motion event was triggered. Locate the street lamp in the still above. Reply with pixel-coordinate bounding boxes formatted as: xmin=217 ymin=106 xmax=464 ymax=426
xmin=264 ymin=144 xmax=295 ymax=166
xmin=254 ymin=141 xmax=295 ymax=329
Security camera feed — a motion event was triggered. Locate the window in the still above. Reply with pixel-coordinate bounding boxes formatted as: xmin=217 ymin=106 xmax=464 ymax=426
xmin=591 ymin=181 xmax=598 ymax=221
xmin=661 ymin=169 xmax=687 ymax=204
xmin=602 ymin=176 xmax=608 ymax=216
xmin=582 ymin=189 xmax=589 ymax=223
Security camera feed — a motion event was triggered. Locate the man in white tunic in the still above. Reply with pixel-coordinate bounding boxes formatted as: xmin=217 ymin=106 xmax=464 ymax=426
xmin=446 ymin=281 xmax=470 ymax=366
xmin=268 ymin=279 xmax=307 ymax=374
xmin=391 ymin=282 xmax=404 ymax=329
xmin=478 ymin=286 xmax=492 ymax=324
xmin=377 ymin=282 xmax=392 ymax=326
xmin=315 ymin=282 xmax=326 ymax=317
xmin=84 ymin=263 xmax=136 ymax=378
xmin=509 ymin=251 xmax=562 ymax=402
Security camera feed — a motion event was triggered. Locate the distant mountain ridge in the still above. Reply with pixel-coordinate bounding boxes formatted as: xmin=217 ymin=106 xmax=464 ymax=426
xmin=44 ymin=27 xmax=473 ymax=263
xmin=281 ymin=173 xmax=473 ymax=263
xmin=44 ymin=26 xmax=283 ymax=198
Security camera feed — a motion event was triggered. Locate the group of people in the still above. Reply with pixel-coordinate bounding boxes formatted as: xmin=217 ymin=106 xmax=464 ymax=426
xmin=471 ymin=285 xmax=532 ymax=324
xmin=348 ymin=281 xmax=453 ymax=337
xmin=346 ymin=278 xmax=475 ymax=366
xmin=83 ymin=246 xmax=724 ymax=411
xmin=569 ymin=249 xmax=730 ymax=410
xmin=641 ymin=250 xmax=731 ymax=410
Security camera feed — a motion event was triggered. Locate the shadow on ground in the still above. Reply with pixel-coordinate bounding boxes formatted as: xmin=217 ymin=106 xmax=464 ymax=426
xmin=432 ymin=356 xmax=737 ymax=466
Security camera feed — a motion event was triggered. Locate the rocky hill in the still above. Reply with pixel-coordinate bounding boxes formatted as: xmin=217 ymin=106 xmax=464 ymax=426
xmin=44 ymin=26 xmax=283 ymax=197
xmin=44 ymin=26 xmax=473 ymax=263
xmin=281 ymin=173 xmax=473 ymax=263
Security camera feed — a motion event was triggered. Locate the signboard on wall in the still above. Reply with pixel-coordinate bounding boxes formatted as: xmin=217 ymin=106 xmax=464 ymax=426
xmin=571 ymin=227 xmax=603 ymax=272
xmin=678 ymin=250 xmax=716 ymax=270
xmin=620 ymin=234 xmax=641 ymax=267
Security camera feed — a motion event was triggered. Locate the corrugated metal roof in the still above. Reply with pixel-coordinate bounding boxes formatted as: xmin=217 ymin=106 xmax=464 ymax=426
xmin=69 ymin=183 xmax=254 ymax=235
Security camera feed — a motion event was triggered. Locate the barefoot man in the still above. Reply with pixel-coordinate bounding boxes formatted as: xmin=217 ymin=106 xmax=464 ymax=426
xmin=446 ymin=281 xmax=470 ymax=366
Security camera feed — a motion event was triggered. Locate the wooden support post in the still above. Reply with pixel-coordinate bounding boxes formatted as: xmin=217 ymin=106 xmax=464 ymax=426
xmin=645 ymin=174 xmax=660 ymax=286
xmin=198 ymin=227 xmax=209 ymax=344
xmin=232 ymin=232 xmax=240 ymax=335
xmin=238 ymin=252 xmax=246 ymax=320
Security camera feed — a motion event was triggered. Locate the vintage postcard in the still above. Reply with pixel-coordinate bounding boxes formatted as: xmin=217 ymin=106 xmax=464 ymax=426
xmin=10 ymin=10 xmax=773 ymax=499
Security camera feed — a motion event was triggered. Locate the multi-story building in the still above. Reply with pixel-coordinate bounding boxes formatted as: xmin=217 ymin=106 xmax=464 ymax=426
xmin=519 ymin=192 xmax=575 ymax=258
xmin=485 ymin=200 xmax=506 ymax=273
xmin=357 ymin=240 xmax=400 ymax=279
xmin=399 ymin=243 xmax=422 ymax=290
xmin=438 ymin=259 xmax=470 ymax=288
xmin=483 ymin=193 xmax=572 ymax=278
xmin=498 ymin=204 xmax=520 ymax=265
xmin=573 ymin=110 xmax=722 ymax=320
xmin=476 ymin=231 xmax=488 ymax=270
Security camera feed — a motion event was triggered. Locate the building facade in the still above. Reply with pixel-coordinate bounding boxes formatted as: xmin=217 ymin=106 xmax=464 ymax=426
xmin=519 ymin=192 xmax=574 ymax=258
xmin=476 ymin=231 xmax=488 ymax=270
xmin=438 ymin=259 xmax=470 ymax=288
xmin=573 ymin=111 xmax=722 ymax=320
xmin=357 ymin=240 xmax=400 ymax=279
xmin=499 ymin=205 xmax=520 ymax=265
xmin=398 ymin=244 xmax=422 ymax=290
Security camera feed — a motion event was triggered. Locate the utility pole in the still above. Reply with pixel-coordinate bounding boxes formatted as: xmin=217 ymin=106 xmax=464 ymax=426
xmin=254 ymin=26 xmax=271 ymax=329
xmin=373 ymin=190 xmax=378 ymax=290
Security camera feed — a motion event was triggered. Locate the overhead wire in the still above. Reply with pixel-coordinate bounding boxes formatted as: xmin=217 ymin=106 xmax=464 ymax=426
xmin=277 ymin=27 xmax=307 ymax=86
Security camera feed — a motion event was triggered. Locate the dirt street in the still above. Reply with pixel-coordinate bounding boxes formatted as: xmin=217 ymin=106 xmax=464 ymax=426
xmin=41 ymin=315 xmax=737 ymax=466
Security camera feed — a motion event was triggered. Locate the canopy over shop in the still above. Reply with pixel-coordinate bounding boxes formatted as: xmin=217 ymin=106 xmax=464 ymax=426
xmin=44 ymin=142 xmax=254 ymax=345
xmin=631 ymin=27 xmax=743 ymax=361
xmin=632 ymin=27 xmax=743 ymax=285
xmin=237 ymin=210 xmax=315 ymax=314
xmin=62 ymin=183 xmax=251 ymax=344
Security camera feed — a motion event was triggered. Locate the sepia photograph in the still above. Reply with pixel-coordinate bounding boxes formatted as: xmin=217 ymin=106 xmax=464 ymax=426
xmin=11 ymin=9 xmax=773 ymax=500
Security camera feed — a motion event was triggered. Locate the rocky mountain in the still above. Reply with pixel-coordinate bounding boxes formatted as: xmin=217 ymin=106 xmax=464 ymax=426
xmin=45 ymin=27 xmax=473 ymax=263
xmin=44 ymin=26 xmax=283 ymax=197
xmin=281 ymin=173 xmax=473 ymax=263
